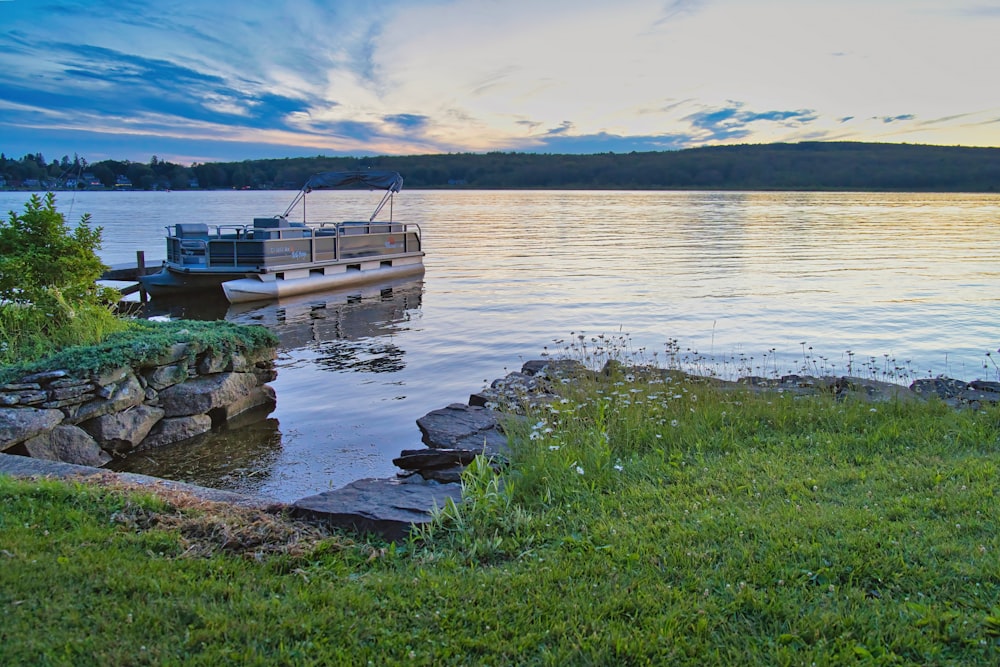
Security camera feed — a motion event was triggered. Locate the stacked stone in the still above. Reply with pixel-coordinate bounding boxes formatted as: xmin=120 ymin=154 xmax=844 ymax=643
xmin=0 ymin=342 xmax=277 ymax=467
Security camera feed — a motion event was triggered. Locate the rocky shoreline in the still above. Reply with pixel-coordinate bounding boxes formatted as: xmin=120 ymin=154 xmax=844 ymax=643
xmin=0 ymin=340 xmax=277 ymax=466
xmin=4 ymin=356 xmax=999 ymax=542
xmin=291 ymin=360 xmax=1000 ymax=541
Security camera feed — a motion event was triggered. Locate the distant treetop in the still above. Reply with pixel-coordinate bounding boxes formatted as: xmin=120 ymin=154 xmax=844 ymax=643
xmin=2 ymin=142 xmax=999 ymax=192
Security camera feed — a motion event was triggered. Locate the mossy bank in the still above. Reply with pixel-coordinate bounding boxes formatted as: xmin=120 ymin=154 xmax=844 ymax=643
xmin=0 ymin=320 xmax=278 ymax=466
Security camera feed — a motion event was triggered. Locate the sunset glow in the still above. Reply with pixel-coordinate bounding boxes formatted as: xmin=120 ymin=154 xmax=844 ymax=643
xmin=1 ymin=0 xmax=998 ymax=164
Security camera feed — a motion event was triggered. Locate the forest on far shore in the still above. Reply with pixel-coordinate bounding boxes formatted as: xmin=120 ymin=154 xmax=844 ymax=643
xmin=3 ymin=141 xmax=1000 ymax=192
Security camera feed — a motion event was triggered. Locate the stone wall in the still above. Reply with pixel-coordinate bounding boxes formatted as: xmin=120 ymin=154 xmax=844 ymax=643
xmin=0 ymin=342 xmax=277 ymax=467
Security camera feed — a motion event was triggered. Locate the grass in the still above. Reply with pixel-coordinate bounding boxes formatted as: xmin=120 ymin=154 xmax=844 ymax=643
xmin=0 ymin=318 xmax=278 ymax=384
xmin=0 ymin=296 xmax=132 ymax=368
xmin=2 ymin=336 xmax=1000 ymax=665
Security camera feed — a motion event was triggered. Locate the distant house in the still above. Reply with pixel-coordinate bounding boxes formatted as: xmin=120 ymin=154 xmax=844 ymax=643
xmin=81 ymin=173 xmax=103 ymax=189
xmin=115 ymin=175 xmax=133 ymax=190
xmin=188 ymin=177 xmax=200 ymax=189
xmin=23 ymin=179 xmax=41 ymax=189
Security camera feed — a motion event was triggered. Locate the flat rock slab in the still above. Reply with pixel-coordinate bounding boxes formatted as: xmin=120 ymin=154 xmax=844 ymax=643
xmin=416 ymin=403 xmax=510 ymax=455
xmin=393 ymin=447 xmax=480 ymax=471
xmin=0 ymin=407 xmax=64 ymax=450
xmin=292 ymin=477 xmax=463 ymax=542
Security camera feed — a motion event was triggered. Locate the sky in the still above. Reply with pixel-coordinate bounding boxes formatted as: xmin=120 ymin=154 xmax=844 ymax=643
xmin=2 ymin=0 xmax=999 ymax=166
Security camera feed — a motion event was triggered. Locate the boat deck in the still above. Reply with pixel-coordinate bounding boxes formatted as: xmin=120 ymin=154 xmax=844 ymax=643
xmin=165 ymin=220 xmax=422 ymax=274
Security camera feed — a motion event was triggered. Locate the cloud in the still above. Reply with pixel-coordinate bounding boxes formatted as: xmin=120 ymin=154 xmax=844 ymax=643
xmin=2 ymin=1 xmax=1000 ymax=163
xmin=654 ymin=0 xmax=707 ymax=26
xmin=545 ymin=121 xmax=575 ymax=136
xmin=347 ymin=20 xmax=387 ymax=89
xmin=0 ymin=33 xmax=316 ymax=137
xmin=684 ymin=103 xmax=819 ymax=142
xmin=383 ymin=114 xmax=430 ymax=131
xmin=516 ymin=131 xmax=692 ymax=154
xmin=876 ymin=114 xmax=917 ymax=124
xmin=956 ymin=5 xmax=1000 ymax=17
xmin=470 ymin=66 xmax=522 ymax=97
xmin=918 ymin=113 xmax=975 ymax=126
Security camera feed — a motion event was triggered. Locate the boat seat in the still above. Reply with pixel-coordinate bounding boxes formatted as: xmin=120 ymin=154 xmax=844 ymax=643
xmin=254 ymin=216 xmax=295 ymax=229
xmin=175 ymin=223 xmax=210 ymax=239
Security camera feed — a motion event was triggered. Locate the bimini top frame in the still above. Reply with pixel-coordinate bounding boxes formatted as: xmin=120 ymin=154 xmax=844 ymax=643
xmin=282 ymin=170 xmax=404 ymax=223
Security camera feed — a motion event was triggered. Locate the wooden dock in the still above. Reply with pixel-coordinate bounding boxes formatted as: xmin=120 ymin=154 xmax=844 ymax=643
xmin=100 ymin=251 xmax=160 ymax=299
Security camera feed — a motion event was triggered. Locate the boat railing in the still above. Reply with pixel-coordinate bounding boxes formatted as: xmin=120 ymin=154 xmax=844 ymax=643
xmin=165 ymin=221 xmax=421 ymax=269
xmin=216 ymin=224 xmax=253 ymax=238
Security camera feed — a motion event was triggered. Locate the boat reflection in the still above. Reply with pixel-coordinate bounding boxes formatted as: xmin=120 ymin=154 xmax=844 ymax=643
xmin=226 ymin=276 xmax=423 ymax=373
xmin=140 ymin=275 xmax=422 ymax=347
xmin=110 ymin=277 xmax=425 ymax=498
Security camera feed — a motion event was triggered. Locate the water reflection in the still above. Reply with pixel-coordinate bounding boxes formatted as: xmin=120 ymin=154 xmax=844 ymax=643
xmin=113 ymin=277 xmax=424 ymax=499
xmin=227 ymin=278 xmax=422 ymax=362
xmin=109 ymin=407 xmax=283 ymax=497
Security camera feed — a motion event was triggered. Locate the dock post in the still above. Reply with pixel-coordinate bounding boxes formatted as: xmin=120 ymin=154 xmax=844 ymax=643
xmin=137 ymin=250 xmax=148 ymax=303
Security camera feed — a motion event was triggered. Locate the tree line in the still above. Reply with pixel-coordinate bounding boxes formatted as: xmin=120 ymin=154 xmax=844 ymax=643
xmin=3 ymin=142 xmax=1000 ymax=192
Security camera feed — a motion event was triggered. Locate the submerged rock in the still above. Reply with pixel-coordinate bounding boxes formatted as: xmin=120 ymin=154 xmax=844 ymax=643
xmin=140 ymin=414 xmax=214 ymax=450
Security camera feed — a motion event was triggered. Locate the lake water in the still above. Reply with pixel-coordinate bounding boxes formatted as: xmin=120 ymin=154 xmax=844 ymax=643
xmin=2 ymin=189 xmax=998 ymax=501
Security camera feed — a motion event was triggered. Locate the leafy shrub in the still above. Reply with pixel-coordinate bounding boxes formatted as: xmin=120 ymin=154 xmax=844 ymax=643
xmin=0 ymin=193 xmax=126 ymax=365
xmin=0 ymin=192 xmax=110 ymax=305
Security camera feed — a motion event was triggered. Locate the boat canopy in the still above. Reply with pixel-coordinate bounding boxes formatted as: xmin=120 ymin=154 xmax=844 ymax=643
xmin=284 ymin=170 xmax=404 ymax=221
xmin=303 ymin=170 xmax=403 ymax=193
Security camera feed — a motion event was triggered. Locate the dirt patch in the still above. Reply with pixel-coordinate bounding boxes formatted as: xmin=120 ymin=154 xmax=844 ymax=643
xmin=77 ymin=472 xmax=364 ymax=559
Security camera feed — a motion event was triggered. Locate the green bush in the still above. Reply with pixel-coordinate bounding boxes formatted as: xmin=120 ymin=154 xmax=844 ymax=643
xmin=0 ymin=193 xmax=127 ymax=365
xmin=0 ymin=192 xmax=110 ymax=305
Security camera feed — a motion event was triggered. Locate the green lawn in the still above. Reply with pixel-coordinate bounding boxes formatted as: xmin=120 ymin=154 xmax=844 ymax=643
xmin=2 ymin=360 xmax=999 ymax=665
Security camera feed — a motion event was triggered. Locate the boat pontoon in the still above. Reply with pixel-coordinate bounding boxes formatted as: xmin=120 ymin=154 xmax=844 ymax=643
xmin=140 ymin=170 xmax=424 ymax=303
